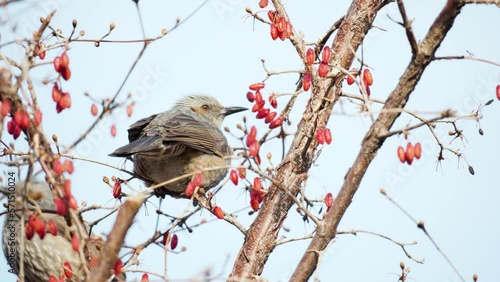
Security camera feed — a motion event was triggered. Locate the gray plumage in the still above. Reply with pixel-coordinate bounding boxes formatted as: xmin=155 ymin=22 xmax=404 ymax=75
xmin=110 ymin=94 xmax=247 ymax=198
xmin=2 ymin=181 xmax=85 ymax=282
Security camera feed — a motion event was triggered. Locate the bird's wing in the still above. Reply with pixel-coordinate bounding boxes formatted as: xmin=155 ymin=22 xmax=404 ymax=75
xmin=127 ymin=114 xmax=158 ymax=142
xmin=158 ymin=111 xmax=229 ymax=157
xmin=109 ymin=111 xmax=229 ymax=158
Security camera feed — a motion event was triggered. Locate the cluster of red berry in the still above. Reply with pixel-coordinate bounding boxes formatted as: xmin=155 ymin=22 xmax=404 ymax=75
xmin=346 ymin=69 xmax=373 ymax=97
xmin=48 ymin=263 xmax=73 ymax=282
xmin=315 ymin=128 xmax=332 ymax=145
xmin=247 ymin=83 xmax=284 ymax=129
xmin=267 ymin=11 xmax=293 ymax=41
xmin=52 ymin=83 xmax=72 ymax=113
xmin=52 ymin=180 xmax=78 ymax=217
xmin=397 ymin=142 xmax=422 ymax=165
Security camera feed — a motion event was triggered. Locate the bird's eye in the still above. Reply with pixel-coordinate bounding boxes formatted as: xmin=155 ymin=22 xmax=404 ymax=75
xmin=202 ymin=104 xmax=209 ymax=110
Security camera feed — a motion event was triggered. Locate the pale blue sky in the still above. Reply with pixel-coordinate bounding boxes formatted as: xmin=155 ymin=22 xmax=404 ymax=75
xmin=1 ymin=1 xmax=499 ymax=281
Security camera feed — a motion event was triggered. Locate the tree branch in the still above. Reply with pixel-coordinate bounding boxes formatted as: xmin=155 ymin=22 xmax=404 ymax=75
xmin=291 ymin=0 xmax=466 ymax=280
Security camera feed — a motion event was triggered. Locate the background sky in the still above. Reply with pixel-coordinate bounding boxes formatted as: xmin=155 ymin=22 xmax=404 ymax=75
xmin=1 ymin=1 xmax=499 ymax=281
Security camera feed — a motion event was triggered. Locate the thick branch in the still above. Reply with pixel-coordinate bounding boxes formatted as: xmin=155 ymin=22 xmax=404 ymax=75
xmin=230 ymin=0 xmax=387 ymax=280
xmin=85 ymin=193 xmax=145 ymax=282
xmin=290 ymin=0 xmax=465 ymax=280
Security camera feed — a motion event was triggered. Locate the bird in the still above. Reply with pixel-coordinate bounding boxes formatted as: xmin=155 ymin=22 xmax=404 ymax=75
xmin=2 ymin=181 xmax=93 ymax=282
xmin=109 ymin=94 xmax=247 ymax=198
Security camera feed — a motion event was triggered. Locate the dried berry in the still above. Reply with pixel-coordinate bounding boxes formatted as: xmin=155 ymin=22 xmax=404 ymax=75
xmin=306 ymin=48 xmax=314 ymax=66
xmin=230 ymin=170 xmax=238 ymax=185
xmin=213 ymin=206 xmax=224 ymax=219
xmin=303 ymin=73 xmax=312 ymax=91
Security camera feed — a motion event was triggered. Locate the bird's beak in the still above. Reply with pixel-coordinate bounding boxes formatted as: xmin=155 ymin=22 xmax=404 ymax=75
xmin=223 ymin=106 xmax=248 ymax=116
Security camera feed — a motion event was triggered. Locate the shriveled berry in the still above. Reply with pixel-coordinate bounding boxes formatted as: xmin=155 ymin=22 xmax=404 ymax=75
xmin=61 ymin=67 xmax=71 ymax=81
xmin=53 ymin=56 xmax=62 ymax=72
xmin=238 ymin=167 xmax=246 ymax=179
xmin=67 ymin=195 xmax=78 ymax=210
xmin=25 ymin=221 xmax=34 ymax=240
xmin=47 ymin=220 xmax=57 ymax=236
xmin=315 ymin=129 xmax=325 ymax=144
xmin=253 ymin=177 xmax=262 ymax=191
xmin=64 ymin=159 xmax=74 ymax=174
xmin=325 ymin=192 xmax=334 ymax=212
xmin=113 ymin=181 xmax=122 ymax=199
xmin=59 ymin=92 xmax=72 ymax=109
xmin=60 ymin=52 xmax=70 ymax=68
xmin=34 ymin=110 xmax=42 ymax=126
xmin=54 ymin=197 xmax=67 ymax=215
xmin=52 ymin=84 xmax=62 ymax=102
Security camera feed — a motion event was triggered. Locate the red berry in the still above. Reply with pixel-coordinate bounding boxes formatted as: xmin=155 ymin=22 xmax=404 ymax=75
xmin=276 ymin=17 xmax=285 ymax=32
xmin=325 ymin=192 xmax=334 ymax=212
xmin=306 ymin=48 xmax=314 ymax=66
xmin=52 ymin=84 xmax=62 ymax=103
xmin=238 ymin=167 xmax=246 ymax=179
xmin=1 ymin=99 xmax=11 ymax=117
xmin=91 ymin=103 xmax=98 ymax=116
xmin=365 ymin=85 xmax=371 ymax=97
xmin=71 ymin=234 xmax=80 ymax=252
xmin=113 ymin=181 xmax=122 ymax=199
xmin=250 ymin=197 xmax=260 ymax=211
xmin=7 ymin=119 xmax=21 ymax=139
xmin=362 ymin=69 xmax=373 ymax=86
xmin=64 ymin=261 xmax=73 ymax=278
xmin=185 ymin=181 xmax=196 ymax=197
xmin=248 ymin=141 xmax=260 ymax=157
xmin=264 ymin=111 xmax=277 ymax=124
xmin=110 ymin=124 xmax=117 ymax=137
xmin=251 ymin=101 xmax=265 ymax=112
xmin=90 ymin=258 xmax=99 ymax=269
xmin=269 ymin=116 xmax=284 ymax=129
xmin=414 ymin=142 xmax=422 ymax=159
xmin=270 ymin=24 xmax=278 ymax=40
xmin=249 ymin=82 xmax=265 ymax=91
xmin=278 ymin=30 xmax=286 ymax=41
xmin=127 ymin=103 xmax=134 ymax=117
xmin=213 ymin=206 xmax=224 ymax=219
xmin=267 ymin=10 xmax=276 ymax=22
xmin=321 ymin=46 xmax=332 ymax=63
xmin=397 ymin=146 xmax=406 ymax=163
xmin=192 ymin=173 xmax=203 ymax=187
xmin=246 ymin=91 xmax=255 ymax=102
xmin=61 ymin=66 xmax=71 ymax=81
xmin=47 ymin=220 xmax=57 ymax=236
xmin=255 ymin=90 xmax=263 ymax=104
xmin=64 ymin=160 xmax=74 ymax=174
xmin=67 ymin=195 xmax=78 ymax=210
xmin=25 ymin=221 xmax=34 ymax=240
xmin=302 ymin=73 xmax=311 ymax=91
xmin=269 ymin=94 xmax=278 ymax=109
xmin=34 ymin=110 xmax=42 ymax=126
xmin=49 ymin=275 xmax=58 ymax=282
xmin=405 ymin=142 xmax=414 ymax=165
xmin=253 ymin=177 xmax=262 ymax=192
xmin=113 ymin=259 xmax=123 ymax=276
xmin=53 ymin=56 xmax=62 ymax=72
xmin=230 ymin=169 xmax=238 ymax=185
xmin=318 ymin=62 xmax=328 ymax=78
xmin=258 ymin=0 xmax=269 ymax=9
xmin=141 ymin=273 xmax=150 ymax=282
xmin=246 ymin=126 xmax=257 ymax=147
xmin=60 ymin=52 xmax=70 ymax=68
xmin=346 ymin=74 xmax=356 ymax=85
xmin=256 ymin=108 xmax=270 ymax=119
xmin=315 ymin=129 xmax=325 ymax=144
xmin=63 ymin=179 xmax=72 ymax=197
xmin=53 ymin=197 xmax=67 ymax=216
xmin=324 ymin=128 xmax=332 ymax=144
xmin=284 ymin=21 xmax=293 ymax=38
xmin=170 ymin=234 xmax=178 ymax=250
xmin=496 ymin=85 xmax=500 ymax=100
xmin=58 ymin=92 xmax=72 ymax=109
xmin=14 ymin=111 xmax=23 ymax=126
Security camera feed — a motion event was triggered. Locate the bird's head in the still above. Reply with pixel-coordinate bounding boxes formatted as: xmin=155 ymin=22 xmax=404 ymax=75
xmin=176 ymin=94 xmax=247 ymax=127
